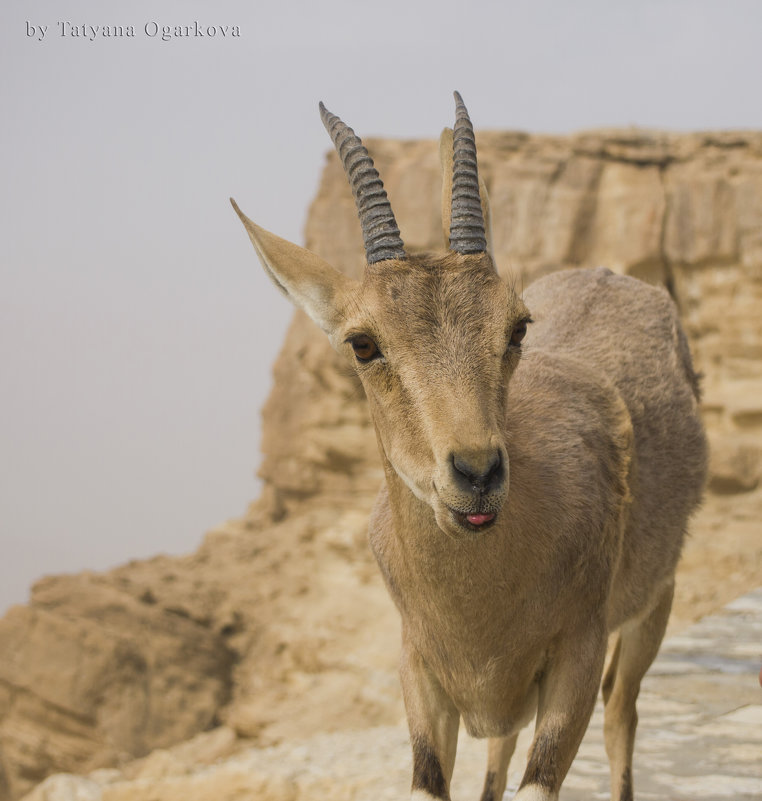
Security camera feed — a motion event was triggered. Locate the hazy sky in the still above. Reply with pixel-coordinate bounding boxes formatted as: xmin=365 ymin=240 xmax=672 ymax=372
xmin=2 ymin=0 xmax=762 ymax=614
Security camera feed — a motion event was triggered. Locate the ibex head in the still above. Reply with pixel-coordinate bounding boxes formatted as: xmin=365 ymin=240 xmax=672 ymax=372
xmin=232 ymin=93 xmax=530 ymax=538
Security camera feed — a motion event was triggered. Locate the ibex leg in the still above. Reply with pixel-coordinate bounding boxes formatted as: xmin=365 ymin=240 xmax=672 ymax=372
xmin=514 ymin=622 xmax=607 ymax=801
xmin=479 ymin=734 xmax=518 ymax=801
xmin=602 ymin=582 xmax=673 ymax=801
xmin=401 ymin=639 xmax=460 ymax=801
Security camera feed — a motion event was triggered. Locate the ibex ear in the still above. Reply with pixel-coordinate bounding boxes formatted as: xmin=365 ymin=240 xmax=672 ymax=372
xmin=231 ymin=198 xmax=356 ymax=337
xmin=439 ymin=128 xmax=455 ymax=250
xmin=438 ymin=128 xmax=494 ymax=258
xmin=479 ymin=176 xmax=493 ymax=259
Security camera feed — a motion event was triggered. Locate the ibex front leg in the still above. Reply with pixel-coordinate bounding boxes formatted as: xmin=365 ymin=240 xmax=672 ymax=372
xmin=401 ymin=636 xmax=460 ymax=801
xmin=515 ymin=622 xmax=607 ymax=801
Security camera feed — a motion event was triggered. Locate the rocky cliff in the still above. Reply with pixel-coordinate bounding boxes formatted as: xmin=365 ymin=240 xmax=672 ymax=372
xmin=2 ymin=129 xmax=762 ymax=800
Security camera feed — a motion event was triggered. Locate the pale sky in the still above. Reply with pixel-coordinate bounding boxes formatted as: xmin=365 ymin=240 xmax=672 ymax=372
xmin=2 ymin=0 xmax=761 ymax=614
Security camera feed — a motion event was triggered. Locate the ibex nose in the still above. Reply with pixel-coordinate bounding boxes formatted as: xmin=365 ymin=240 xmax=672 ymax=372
xmin=450 ymin=449 xmax=504 ymax=493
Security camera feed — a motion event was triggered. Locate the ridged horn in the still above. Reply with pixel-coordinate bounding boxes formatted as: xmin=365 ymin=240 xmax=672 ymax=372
xmin=449 ymin=91 xmax=487 ymax=254
xmin=319 ymin=102 xmax=406 ymax=264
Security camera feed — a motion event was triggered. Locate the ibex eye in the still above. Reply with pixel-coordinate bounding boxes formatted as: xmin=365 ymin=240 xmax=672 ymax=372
xmin=509 ymin=318 xmax=531 ymax=348
xmin=349 ymin=334 xmax=381 ymax=363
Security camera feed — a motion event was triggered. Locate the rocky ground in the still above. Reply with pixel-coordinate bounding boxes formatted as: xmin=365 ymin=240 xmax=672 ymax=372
xmin=21 ymin=591 xmax=762 ymax=801
xmin=2 ymin=128 xmax=761 ymax=799
xmin=12 ymin=499 xmax=762 ymax=801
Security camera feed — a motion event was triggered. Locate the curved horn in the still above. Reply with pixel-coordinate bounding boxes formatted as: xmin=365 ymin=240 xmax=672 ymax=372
xmin=449 ymin=91 xmax=487 ymax=254
xmin=319 ymin=102 xmax=406 ymax=264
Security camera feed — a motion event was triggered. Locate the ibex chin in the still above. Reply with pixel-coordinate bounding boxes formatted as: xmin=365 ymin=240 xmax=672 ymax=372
xmin=232 ymin=93 xmax=707 ymax=801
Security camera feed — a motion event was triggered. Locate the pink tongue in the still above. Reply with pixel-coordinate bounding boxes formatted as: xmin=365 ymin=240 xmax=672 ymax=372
xmin=467 ymin=513 xmax=495 ymax=526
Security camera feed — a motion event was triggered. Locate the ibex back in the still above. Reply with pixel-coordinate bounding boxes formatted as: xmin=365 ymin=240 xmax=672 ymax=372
xmin=232 ymin=93 xmax=707 ymax=801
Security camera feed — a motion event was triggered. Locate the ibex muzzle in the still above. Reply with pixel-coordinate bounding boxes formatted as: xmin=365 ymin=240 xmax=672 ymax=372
xmin=232 ymin=92 xmax=707 ymax=801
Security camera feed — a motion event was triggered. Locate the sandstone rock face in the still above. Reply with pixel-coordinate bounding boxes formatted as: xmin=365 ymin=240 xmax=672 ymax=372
xmin=2 ymin=129 xmax=762 ymax=799
xmin=0 ymin=572 xmax=234 ymax=798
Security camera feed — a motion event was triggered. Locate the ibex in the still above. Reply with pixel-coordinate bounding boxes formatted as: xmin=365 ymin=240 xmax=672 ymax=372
xmin=232 ymin=94 xmax=707 ymax=801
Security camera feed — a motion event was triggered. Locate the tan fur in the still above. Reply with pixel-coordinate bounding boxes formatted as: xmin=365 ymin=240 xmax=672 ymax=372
xmin=233 ymin=107 xmax=707 ymax=801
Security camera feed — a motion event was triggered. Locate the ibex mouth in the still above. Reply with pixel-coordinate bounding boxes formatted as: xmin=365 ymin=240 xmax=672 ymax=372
xmin=449 ymin=508 xmax=497 ymax=532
